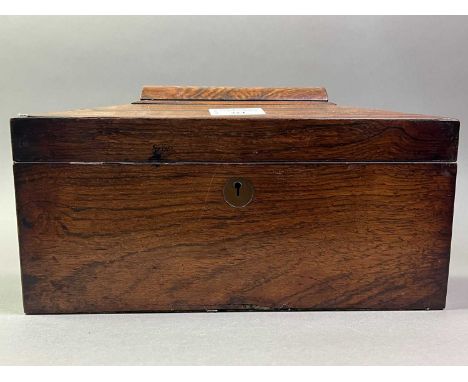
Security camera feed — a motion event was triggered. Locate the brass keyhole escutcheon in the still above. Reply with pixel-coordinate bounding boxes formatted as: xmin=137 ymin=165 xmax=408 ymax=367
xmin=223 ymin=177 xmax=254 ymax=208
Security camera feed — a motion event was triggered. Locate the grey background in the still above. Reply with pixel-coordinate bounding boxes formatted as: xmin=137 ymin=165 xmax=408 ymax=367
xmin=0 ymin=16 xmax=467 ymax=365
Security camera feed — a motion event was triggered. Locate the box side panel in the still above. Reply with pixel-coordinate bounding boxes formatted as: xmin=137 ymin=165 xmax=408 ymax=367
xmin=14 ymin=163 xmax=455 ymax=313
xmin=11 ymin=118 xmax=459 ymax=163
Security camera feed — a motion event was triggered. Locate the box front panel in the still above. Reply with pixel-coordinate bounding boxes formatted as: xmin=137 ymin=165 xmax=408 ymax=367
xmin=14 ymin=163 xmax=455 ymax=313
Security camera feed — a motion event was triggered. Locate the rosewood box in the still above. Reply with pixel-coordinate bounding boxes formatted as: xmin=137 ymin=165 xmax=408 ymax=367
xmin=11 ymin=86 xmax=459 ymax=314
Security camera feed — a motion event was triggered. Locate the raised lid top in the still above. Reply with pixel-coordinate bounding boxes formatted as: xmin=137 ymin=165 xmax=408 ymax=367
xmin=27 ymin=85 xmax=456 ymax=121
xmin=140 ymin=85 xmax=328 ymax=101
xmin=38 ymin=101 xmax=456 ymax=121
xmin=11 ymin=86 xmax=459 ymax=163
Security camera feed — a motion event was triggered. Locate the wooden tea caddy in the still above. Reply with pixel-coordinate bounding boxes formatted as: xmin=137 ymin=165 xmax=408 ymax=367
xmin=11 ymin=86 xmax=459 ymax=313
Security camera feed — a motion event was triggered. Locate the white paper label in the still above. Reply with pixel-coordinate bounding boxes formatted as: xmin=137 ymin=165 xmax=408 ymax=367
xmin=209 ymin=108 xmax=265 ymax=116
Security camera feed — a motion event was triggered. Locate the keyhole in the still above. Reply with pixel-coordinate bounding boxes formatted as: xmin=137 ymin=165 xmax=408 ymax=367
xmin=223 ymin=177 xmax=254 ymax=208
xmin=234 ymin=181 xmax=242 ymax=197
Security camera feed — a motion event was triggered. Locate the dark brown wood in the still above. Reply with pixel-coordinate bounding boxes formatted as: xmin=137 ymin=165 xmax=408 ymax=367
xmin=24 ymin=100 xmax=457 ymax=120
xmin=11 ymin=86 xmax=459 ymax=314
xmin=15 ymin=163 xmax=455 ymax=314
xmin=11 ymin=118 xmax=459 ymax=162
xmin=140 ymin=86 xmax=328 ymax=101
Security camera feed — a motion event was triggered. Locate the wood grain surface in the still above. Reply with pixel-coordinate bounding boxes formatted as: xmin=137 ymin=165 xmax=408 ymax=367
xmin=140 ymin=86 xmax=328 ymax=101
xmin=11 ymin=118 xmax=459 ymax=162
xmin=32 ymin=101 xmax=456 ymax=120
xmin=15 ymin=163 xmax=456 ymax=314
xmin=11 ymin=87 xmax=459 ymax=314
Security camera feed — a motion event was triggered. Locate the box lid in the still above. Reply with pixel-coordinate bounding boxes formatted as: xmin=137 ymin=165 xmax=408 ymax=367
xmin=11 ymin=86 xmax=459 ymax=163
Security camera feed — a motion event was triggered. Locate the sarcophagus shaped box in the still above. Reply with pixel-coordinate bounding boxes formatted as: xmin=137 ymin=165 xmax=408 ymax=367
xmin=11 ymin=86 xmax=458 ymax=313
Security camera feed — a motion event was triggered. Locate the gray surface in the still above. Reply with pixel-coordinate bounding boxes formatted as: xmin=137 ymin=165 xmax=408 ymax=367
xmin=0 ymin=16 xmax=467 ymax=365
